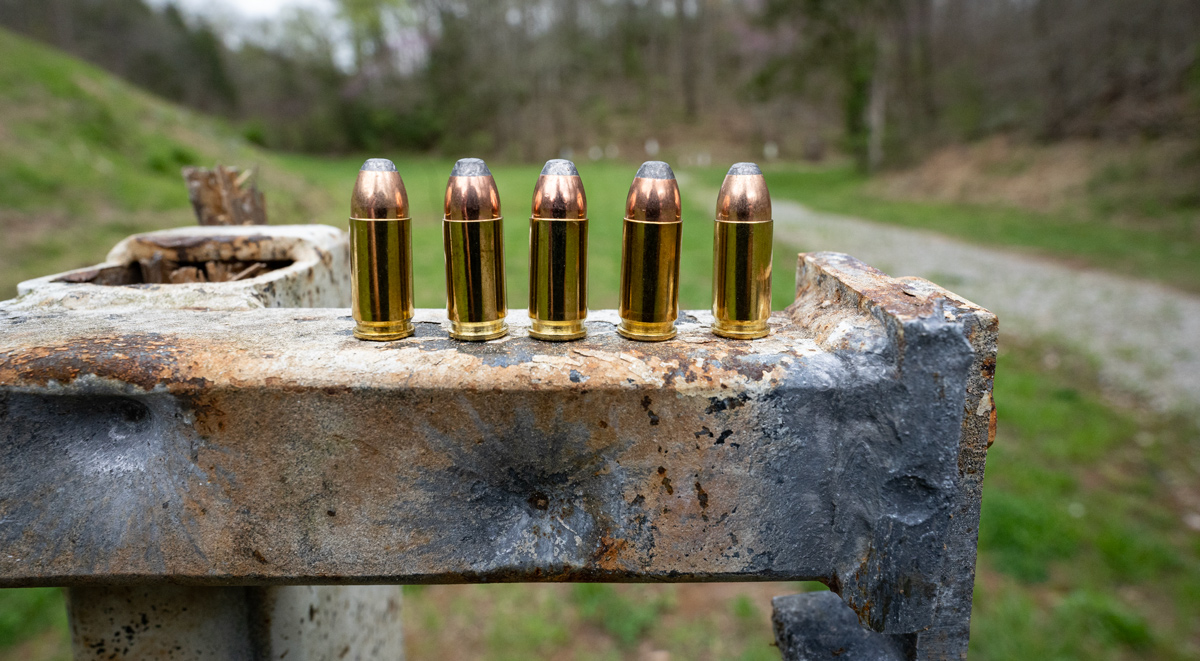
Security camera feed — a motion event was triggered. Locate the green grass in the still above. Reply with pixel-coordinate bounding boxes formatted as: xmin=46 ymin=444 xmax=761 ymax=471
xmin=969 ymin=338 xmax=1200 ymax=660
xmin=0 ymin=589 xmax=65 ymax=648
xmin=571 ymin=583 xmax=672 ymax=647
xmin=401 ymin=583 xmax=785 ymax=659
xmin=0 ymin=28 xmax=344 ymax=298
xmin=691 ymin=165 xmax=1200 ymax=294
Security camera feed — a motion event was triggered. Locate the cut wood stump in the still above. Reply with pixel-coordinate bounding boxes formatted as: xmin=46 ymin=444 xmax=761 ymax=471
xmin=182 ymin=165 xmax=267 ymax=226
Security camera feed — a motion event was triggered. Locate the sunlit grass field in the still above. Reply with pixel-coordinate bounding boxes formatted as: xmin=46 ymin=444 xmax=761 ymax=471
xmin=1 ymin=26 xmax=1198 ymax=661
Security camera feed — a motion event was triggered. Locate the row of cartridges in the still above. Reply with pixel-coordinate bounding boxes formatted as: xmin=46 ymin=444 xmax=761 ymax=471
xmin=349 ymin=157 xmax=773 ymax=343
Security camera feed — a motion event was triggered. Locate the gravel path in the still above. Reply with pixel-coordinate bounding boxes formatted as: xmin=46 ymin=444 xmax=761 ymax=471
xmin=766 ymin=197 xmax=1200 ymax=415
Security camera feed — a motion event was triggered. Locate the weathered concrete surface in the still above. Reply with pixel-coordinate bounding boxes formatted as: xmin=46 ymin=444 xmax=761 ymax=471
xmin=10 ymin=224 xmax=350 ymax=311
xmin=23 ymin=225 xmax=389 ymax=661
xmin=0 ymin=252 xmax=995 ymax=658
xmin=67 ymin=584 xmax=403 ymax=660
xmin=773 ymin=591 xmax=914 ymax=660
xmin=758 ymin=194 xmax=1200 ymax=417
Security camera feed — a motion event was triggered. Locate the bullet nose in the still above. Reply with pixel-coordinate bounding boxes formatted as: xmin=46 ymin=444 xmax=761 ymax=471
xmin=716 ymin=162 xmax=771 ymax=222
xmin=445 ymin=158 xmax=501 ymax=220
xmin=625 ymin=161 xmax=681 ymax=223
xmin=532 ymin=159 xmax=586 ymax=220
xmin=351 ymin=158 xmax=408 ymax=220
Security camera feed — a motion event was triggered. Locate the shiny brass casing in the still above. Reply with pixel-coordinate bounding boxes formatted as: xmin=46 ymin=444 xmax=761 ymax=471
xmin=350 ymin=158 xmax=413 ymax=341
xmin=618 ymin=161 xmax=682 ymax=342
xmin=712 ymin=162 xmax=773 ymax=339
xmin=529 ymin=159 xmax=588 ymax=341
xmin=443 ymin=158 xmax=507 ymax=341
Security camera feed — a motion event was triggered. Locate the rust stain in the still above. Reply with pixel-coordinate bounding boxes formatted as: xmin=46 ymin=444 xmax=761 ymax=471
xmin=0 ymin=334 xmax=211 ymax=393
xmin=657 ymin=466 xmax=674 ymax=495
xmin=987 ymin=405 xmax=998 ymax=447
xmin=592 ymin=534 xmax=628 ymax=571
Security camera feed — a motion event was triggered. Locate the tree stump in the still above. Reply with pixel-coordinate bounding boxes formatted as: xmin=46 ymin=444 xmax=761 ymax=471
xmin=181 ymin=165 xmax=267 ymax=226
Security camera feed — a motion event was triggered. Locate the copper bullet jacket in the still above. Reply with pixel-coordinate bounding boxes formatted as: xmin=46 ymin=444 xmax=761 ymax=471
xmin=712 ymin=162 xmax=773 ymax=339
xmin=349 ymin=158 xmax=414 ymax=341
xmin=528 ymin=159 xmax=588 ymax=341
xmin=618 ymin=161 xmax=682 ymax=342
xmin=443 ymin=158 xmax=508 ymax=341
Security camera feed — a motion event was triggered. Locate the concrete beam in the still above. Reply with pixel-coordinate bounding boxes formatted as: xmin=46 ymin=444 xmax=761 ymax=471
xmin=0 ymin=250 xmax=996 ymax=658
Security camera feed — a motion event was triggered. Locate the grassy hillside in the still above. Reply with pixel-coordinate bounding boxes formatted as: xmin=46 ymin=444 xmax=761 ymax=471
xmin=0 ymin=28 xmax=348 ymax=298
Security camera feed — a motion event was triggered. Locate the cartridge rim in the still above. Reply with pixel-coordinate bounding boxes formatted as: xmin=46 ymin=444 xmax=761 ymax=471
xmin=449 ymin=319 xmax=509 ymax=341
xmin=529 ymin=319 xmax=587 ymax=341
xmin=711 ymin=318 xmax=770 ymax=340
xmin=617 ymin=319 xmax=677 ymax=342
xmin=353 ymin=319 xmax=415 ymax=341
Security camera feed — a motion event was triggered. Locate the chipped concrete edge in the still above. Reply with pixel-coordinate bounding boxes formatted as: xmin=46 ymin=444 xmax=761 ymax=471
xmin=792 ymin=251 xmax=998 ymax=658
xmin=9 ymin=225 xmax=350 ymax=311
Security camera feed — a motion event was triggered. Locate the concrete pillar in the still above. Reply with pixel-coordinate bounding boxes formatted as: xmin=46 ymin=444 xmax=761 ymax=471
xmin=67 ymin=585 xmax=404 ymax=660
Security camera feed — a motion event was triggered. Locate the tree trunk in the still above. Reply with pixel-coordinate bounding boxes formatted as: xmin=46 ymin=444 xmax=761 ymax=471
xmin=676 ymin=0 xmax=699 ymax=121
xmin=51 ymin=0 xmax=72 ymax=49
xmin=914 ymin=0 xmax=937 ymax=126
xmin=866 ymin=30 xmax=889 ymax=173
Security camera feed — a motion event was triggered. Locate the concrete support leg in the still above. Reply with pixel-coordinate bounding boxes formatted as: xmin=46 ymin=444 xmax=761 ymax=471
xmin=67 ymin=585 xmax=404 ymax=660
xmin=772 ymin=592 xmax=916 ymax=660
xmin=253 ymin=585 xmax=405 ymax=660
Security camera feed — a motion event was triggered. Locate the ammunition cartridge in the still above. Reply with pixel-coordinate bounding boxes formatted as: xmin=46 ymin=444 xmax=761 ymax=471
xmin=712 ymin=162 xmax=773 ymax=339
xmin=618 ymin=161 xmax=682 ymax=342
xmin=443 ymin=158 xmax=507 ymax=341
xmin=349 ymin=158 xmax=414 ymax=341
xmin=528 ymin=159 xmax=588 ymax=341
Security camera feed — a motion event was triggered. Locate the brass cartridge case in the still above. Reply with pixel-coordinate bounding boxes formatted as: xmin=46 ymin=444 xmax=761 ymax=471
xmin=350 ymin=158 xmax=413 ymax=341
xmin=712 ymin=162 xmax=773 ymax=339
xmin=443 ymin=158 xmax=507 ymax=341
xmin=618 ymin=161 xmax=682 ymax=342
xmin=529 ymin=159 xmax=588 ymax=341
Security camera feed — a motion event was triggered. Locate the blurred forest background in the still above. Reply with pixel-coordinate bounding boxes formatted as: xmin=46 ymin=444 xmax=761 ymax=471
xmin=3 ymin=0 xmax=1198 ymax=164
xmin=0 ymin=0 xmax=1199 ymax=660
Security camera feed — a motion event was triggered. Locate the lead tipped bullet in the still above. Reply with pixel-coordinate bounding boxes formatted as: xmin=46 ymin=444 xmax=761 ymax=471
xmin=349 ymin=158 xmax=414 ymax=341
xmin=529 ymin=159 xmax=588 ymax=341
xmin=532 ymin=159 xmax=586 ymax=220
xmin=443 ymin=158 xmax=508 ymax=341
xmin=352 ymin=158 xmax=408 ymax=219
xmin=444 ymin=157 xmax=501 ymax=220
xmin=618 ymin=161 xmax=683 ymax=342
xmin=716 ymin=162 xmax=771 ymax=223
xmin=624 ymin=161 xmax=682 ymax=223
xmin=712 ymin=162 xmax=773 ymax=339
